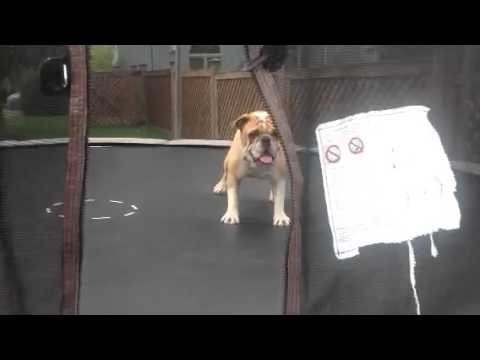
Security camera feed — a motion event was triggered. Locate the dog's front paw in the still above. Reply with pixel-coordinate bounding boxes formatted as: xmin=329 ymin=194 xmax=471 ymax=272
xmin=213 ymin=181 xmax=227 ymax=194
xmin=221 ymin=211 xmax=240 ymax=224
xmin=273 ymin=212 xmax=291 ymax=226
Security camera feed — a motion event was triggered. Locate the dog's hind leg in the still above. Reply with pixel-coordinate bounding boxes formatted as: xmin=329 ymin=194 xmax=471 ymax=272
xmin=213 ymin=172 xmax=227 ymax=194
xmin=268 ymin=189 xmax=274 ymax=202
xmin=213 ymin=158 xmax=228 ymax=194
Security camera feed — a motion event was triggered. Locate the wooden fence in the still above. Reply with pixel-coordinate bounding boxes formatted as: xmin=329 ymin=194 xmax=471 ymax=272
xmin=181 ymin=73 xmax=213 ymax=139
xmin=179 ymin=63 xmax=438 ymax=145
xmin=89 ymin=71 xmax=147 ymax=127
xmin=285 ymin=64 xmax=433 ymax=145
xmin=88 ymin=63 xmax=466 ymax=158
xmin=181 ymin=71 xmax=267 ymax=140
xmin=144 ymin=70 xmax=171 ymax=130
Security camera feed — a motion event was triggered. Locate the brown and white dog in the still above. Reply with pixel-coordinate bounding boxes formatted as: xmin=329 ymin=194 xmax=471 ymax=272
xmin=213 ymin=111 xmax=291 ymax=226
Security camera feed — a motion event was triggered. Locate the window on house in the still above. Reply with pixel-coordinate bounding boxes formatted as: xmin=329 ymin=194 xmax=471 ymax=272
xmin=189 ymin=45 xmax=222 ymax=71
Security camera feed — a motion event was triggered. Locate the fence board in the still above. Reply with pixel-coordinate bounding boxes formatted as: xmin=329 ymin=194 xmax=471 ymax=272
xmin=181 ymin=75 xmax=212 ymax=138
xmin=144 ymin=72 xmax=171 ymax=131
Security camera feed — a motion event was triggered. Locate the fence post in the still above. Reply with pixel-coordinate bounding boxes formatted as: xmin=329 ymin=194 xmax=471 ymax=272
xmin=456 ymin=45 xmax=474 ymax=160
xmin=428 ymin=47 xmax=450 ymax=154
xmin=138 ymin=72 xmax=148 ymax=127
xmin=210 ymin=72 xmax=219 ymax=139
xmin=279 ymin=68 xmax=291 ymax=119
xmin=170 ymin=45 xmax=182 ymax=139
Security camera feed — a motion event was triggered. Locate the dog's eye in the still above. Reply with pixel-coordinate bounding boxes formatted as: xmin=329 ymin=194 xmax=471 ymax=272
xmin=248 ymin=130 xmax=259 ymax=141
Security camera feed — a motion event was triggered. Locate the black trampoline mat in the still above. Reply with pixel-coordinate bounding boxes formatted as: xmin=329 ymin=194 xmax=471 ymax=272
xmin=79 ymin=146 xmax=290 ymax=315
xmin=3 ymin=144 xmax=480 ymax=315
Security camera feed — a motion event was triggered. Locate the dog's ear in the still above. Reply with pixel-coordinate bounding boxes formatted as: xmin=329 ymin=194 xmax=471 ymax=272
xmin=233 ymin=113 xmax=250 ymax=130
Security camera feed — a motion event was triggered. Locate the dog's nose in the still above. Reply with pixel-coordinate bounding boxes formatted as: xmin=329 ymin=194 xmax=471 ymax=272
xmin=261 ymin=136 xmax=271 ymax=146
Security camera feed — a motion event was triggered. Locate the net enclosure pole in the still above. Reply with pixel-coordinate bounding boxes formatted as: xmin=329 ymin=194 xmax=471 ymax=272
xmin=170 ymin=45 xmax=182 ymax=139
xmin=62 ymin=45 xmax=88 ymax=315
xmin=246 ymin=45 xmax=304 ymax=315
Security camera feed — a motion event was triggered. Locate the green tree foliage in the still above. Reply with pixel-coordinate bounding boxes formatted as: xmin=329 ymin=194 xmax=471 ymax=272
xmin=90 ymin=45 xmax=114 ymax=72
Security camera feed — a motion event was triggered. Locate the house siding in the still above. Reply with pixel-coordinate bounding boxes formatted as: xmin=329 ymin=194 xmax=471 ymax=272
xmin=115 ymin=45 xmax=386 ymax=72
xmin=305 ymin=45 xmax=379 ymax=67
xmin=115 ymin=45 xmax=247 ymax=72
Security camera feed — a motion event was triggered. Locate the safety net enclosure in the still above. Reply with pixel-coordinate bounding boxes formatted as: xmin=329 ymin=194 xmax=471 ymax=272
xmin=1 ymin=45 xmax=480 ymax=314
xmin=0 ymin=45 xmax=69 ymax=313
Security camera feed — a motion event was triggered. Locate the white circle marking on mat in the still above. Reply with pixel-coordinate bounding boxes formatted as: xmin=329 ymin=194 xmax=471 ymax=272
xmin=45 ymin=199 xmax=140 ymax=221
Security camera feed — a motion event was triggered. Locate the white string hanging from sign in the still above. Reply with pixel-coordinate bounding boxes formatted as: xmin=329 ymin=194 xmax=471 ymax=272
xmin=407 ymin=240 xmax=421 ymax=315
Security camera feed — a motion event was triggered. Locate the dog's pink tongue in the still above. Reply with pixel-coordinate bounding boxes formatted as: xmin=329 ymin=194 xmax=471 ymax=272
xmin=259 ymin=154 xmax=273 ymax=164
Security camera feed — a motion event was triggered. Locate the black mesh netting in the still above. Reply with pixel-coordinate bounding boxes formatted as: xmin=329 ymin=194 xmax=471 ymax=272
xmin=0 ymin=45 xmax=69 ymax=314
xmin=274 ymin=45 xmax=480 ymax=314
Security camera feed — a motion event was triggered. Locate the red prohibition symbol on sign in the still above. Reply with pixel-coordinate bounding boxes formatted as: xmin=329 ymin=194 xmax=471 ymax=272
xmin=349 ymin=137 xmax=364 ymax=154
xmin=325 ymin=145 xmax=341 ymax=163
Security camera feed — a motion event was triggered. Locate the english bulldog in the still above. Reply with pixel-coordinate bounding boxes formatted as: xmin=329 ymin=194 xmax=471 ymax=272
xmin=213 ymin=111 xmax=291 ymax=226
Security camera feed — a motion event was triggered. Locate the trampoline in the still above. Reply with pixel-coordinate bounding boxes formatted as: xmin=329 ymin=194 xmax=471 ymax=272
xmin=2 ymin=138 xmax=480 ymax=315
xmin=2 ymin=45 xmax=480 ymax=315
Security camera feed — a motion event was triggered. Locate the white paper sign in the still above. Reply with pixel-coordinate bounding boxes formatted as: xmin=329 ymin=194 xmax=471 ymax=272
xmin=316 ymin=106 xmax=461 ymax=259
